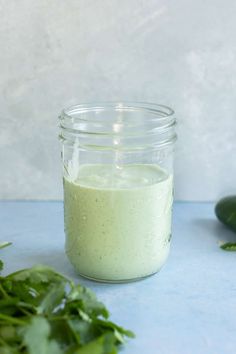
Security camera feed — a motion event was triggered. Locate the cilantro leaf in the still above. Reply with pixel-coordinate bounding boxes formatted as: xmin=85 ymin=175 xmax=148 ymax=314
xmin=220 ymin=242 xmax=236 ymax=251
xmin=0 ymin=242 xmax=12 ymax=273
xmin=66 ymin=284 xmax=109 ymax=319
xmin=36 ymin=282 xmax=66 ymax=315
xmin=72 ymin=333 xmax=117 ymax=354
xmin=22 ymin=317 xmax=63 ymax=354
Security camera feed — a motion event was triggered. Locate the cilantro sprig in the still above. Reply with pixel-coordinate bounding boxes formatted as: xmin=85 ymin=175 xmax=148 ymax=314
xmin=220 ymin=242 xmax=236 ymax=251
xmin=0 ymin=245 xmax=134 ymax=353
xmin=0 ymin=242 xmax=12 ymax=272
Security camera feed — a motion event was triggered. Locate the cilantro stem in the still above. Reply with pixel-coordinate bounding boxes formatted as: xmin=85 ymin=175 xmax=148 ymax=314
xmin=0 ymin=313 xmax=26 ymax=325
xmin=0 ymin=283 xmax=9 ymax=299
xmin=18 ymin=307 xmax=32 ymax=316
xmin=48 ymin=315 xmax=69 ymax=321
xmin=0 ymin=242 xmax=12 ymax=250
xmin=0 ymin=337 xmax=9 ymax=346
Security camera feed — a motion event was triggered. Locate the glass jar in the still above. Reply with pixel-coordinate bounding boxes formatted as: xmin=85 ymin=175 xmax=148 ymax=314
xmin=59 ymin=102 xmax=176 ymax=283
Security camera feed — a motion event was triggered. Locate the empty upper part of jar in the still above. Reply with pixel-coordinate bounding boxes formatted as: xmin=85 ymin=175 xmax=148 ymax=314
xmin=59 ymin=102 xmax=176 ymax=151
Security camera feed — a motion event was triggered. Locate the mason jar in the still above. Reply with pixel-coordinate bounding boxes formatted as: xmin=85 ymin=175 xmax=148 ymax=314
xmin=59 ymin=102 xmax=176 ymax=283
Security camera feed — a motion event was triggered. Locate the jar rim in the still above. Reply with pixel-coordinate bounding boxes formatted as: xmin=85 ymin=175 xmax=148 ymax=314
xmin=59 ymin=101 xmax=177 ymax=150
xmin=60 ymin=101 xmax=175 ymax=122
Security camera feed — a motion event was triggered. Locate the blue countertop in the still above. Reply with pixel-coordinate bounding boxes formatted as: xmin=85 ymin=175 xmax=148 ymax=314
xmin=0 ymin=201 xmax=236 ymax=354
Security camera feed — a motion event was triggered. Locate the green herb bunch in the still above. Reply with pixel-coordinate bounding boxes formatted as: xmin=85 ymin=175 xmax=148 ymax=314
xmin=0 ymin=243 xmax=134 ymax=354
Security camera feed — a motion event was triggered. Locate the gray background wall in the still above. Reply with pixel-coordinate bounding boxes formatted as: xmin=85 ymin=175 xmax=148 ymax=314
xmin=1 ymin=0 xmax=236 ymax=201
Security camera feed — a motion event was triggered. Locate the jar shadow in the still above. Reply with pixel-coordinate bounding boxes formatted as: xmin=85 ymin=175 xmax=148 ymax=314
xmin=24 ymin=249 xmax=130 ymax=288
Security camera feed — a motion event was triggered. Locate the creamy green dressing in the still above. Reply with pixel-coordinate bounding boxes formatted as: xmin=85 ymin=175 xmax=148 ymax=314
xmin=64 ymin=164 xmax=173 ymax=282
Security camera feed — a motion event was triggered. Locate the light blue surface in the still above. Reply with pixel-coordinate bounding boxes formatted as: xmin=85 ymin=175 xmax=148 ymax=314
xmin=0 ymin=201 xmax=236 ymax=354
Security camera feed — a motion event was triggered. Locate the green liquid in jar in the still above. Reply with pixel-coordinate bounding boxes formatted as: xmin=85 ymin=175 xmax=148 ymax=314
xmin=63 ymin=164 xmax=173 ymax=282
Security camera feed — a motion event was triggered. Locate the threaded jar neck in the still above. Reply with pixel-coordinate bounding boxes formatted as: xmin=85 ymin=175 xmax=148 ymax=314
xmin=59 ymin=102 xmax=176 ymax=151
